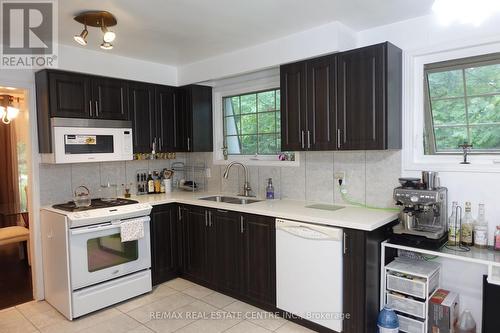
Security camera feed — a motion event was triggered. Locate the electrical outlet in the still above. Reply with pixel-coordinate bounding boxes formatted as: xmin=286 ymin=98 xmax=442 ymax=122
xmin=334 ymin=171 xmax=346 ymax=185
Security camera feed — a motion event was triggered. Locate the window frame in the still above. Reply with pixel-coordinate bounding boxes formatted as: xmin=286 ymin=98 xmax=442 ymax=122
xmin=222 ymin=88 xmax=281 ymax=156
xmin=212 ymin=69 xmax=299 ymax=167
xmin=423 ymin=53 xmax=500 ymax=155
xmin=403 ymin=37 xmax=500 ymax=173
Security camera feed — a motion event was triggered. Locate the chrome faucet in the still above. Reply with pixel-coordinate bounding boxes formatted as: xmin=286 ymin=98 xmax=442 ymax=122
xmin=223 ymin=162 xmax=253 ymax=197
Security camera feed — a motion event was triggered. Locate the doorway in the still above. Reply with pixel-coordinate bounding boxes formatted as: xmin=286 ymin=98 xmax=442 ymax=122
xmin=0 ymin=87 xmax=33 ymax=309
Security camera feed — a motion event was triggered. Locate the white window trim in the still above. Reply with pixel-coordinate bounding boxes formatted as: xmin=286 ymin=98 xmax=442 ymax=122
xmin=212 ymin=69 xmax=300 ymax=167
xmin=403 ymin=36 xmax=500 ymax=173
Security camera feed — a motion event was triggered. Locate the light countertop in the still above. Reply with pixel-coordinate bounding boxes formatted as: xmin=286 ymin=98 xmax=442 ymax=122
xmin=129 ymin=191 xmax=398 ymax=231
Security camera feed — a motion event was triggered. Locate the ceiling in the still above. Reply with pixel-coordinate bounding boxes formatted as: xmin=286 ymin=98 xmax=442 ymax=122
xmin=58 ymin=0 xmax=435 ymax=66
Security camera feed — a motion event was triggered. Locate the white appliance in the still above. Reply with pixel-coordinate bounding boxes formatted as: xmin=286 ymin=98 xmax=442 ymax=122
xmin=41 ymin=202 xmax=153 ymax=319
xmin=41 ymin=118 xmax=133 ymax=164
xmin=276 ymin=219 xmax=344 ymax=332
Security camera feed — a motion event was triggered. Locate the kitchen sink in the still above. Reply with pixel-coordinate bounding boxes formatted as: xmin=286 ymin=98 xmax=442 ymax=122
xmin=198 ymin=195 xmax=261 ymax=205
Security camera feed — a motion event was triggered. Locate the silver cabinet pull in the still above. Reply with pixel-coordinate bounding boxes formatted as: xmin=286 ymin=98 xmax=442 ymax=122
xmin=89 ymin=100 xmax=93 ymax=117
xmin=178 ymin=206 xmax=182 ymax=221
xmin=307 ymin=130 xmax=311 ymax=149
xmin=240 ymin=216 xmax=244 ymax=233
xmin=301 ymin=130 xmax=305 ymax=149
xmin=159 ymin=137 xmax=163 ymax=152
xmin=343 ymin=232 xmax=347 ymax=254
xmin=187 ymin=137 xmax=191 ymax=151
xmin=337 ymin=129 xmax=341 ymax=149
xmin=95 ymin=101 xmax=99 ymax=117
xmin=208 ymin=211 xmax=212 ymax=227
xmin=205 ymin=210 xmax=208 ymax=227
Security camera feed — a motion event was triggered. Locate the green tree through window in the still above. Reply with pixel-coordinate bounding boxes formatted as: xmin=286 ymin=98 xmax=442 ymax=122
xmin=424 ymin=53 xmax=500 ymax=154
xmin=223 ymin=88 xmax=281 ymax=155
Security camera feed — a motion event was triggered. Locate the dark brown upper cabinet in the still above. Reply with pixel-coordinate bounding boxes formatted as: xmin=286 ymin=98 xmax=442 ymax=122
xmin=129 ymin=83 xmax=155 ymax=153
xmin=91 ymin=77 xmax=129 ymax=120
xmin=337 ymin=42 xmax=402 ymax=150
xmin=156 ymin=85 xmax=180 ymax=152
xmin=176 ymin=85 xmax=213 ymax=152
xmin=280 ymin=61 xmax=307 ymax=151
xmin=280 ymin=42 xmax=401 ymax=151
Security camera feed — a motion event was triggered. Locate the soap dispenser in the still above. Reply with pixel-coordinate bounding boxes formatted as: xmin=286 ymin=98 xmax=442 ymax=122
xmin=266 ymin=178 xmax=274 ymax=200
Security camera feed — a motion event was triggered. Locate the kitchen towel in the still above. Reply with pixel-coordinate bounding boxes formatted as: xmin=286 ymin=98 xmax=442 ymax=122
xmin=120 ymin=218 xmax=144 ymax=242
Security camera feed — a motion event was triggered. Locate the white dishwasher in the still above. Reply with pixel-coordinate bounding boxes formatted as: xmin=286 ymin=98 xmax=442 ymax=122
xmin=276 ymin=218 xmax=343 ymax=332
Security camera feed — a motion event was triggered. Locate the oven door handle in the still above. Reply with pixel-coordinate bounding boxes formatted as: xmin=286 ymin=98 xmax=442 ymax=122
xmin=70 ymin=224 xmax=118 ymax=235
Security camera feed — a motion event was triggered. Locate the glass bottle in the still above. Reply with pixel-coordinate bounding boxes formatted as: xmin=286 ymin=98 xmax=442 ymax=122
xmin=266 ymin=178 xmax=275 ymax=200
xmin=448 ymin=201 xmax=459 ymax=245
xmin=461 ymin=202 xmax=474 ymax=247
xmin=474 ymin=204 xmax=488 ymax=248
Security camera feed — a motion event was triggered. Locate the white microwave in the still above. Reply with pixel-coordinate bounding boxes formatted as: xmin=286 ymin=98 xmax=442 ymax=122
xmin=41 ymin=118 xmax=133 ymax=164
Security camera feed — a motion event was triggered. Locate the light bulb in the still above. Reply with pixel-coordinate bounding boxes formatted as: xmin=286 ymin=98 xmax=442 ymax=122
xmin=7 ymin=106 xmax=19 ymax=120
xmin=101 ymin=26 xmax=116 ymax=43
xmin=74 ymin=27 xmax=88 ymax=46
xmin=100 ymin=41 xmax=113 ymax=50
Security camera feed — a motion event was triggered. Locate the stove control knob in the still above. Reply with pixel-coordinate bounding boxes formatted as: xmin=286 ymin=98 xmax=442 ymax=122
xmin=410 ymin=195 xmax=419 ymax=203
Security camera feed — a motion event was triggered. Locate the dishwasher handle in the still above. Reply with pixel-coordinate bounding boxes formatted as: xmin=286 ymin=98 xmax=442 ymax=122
xmin=276 ymin=219 xmax=342 ymax=241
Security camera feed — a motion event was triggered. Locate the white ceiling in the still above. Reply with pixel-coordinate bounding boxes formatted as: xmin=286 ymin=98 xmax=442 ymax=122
xmin=58 ymin=0 xmax=435 ymax=66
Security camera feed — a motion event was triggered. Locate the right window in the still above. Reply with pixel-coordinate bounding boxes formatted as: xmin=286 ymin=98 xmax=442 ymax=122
xmin=424 ymin=53 xmax=500 ymax=154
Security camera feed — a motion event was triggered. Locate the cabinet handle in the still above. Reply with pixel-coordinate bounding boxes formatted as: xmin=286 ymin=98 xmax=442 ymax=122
xmin=178 ymin=206 xmax=182 ymax=221
xmin=301 ymin=131 xmax=305 ymax=149
xmin=187 ymin=137 xmax=191 ymax=151
xmin=159 ymin=137 xmax=163 ymax=152
xmin=95 ymin=101 xmax=99 ymax=117
xmin=205 ymin=210 xmax=208 ymax=227
xmin=337 ymin=129 xmax=341 ymax=149
xmin=240 ymin=216 xmax=244 ymax=234
xmin=343 ymin=232 xmax=347 ymax=255
xmin=208 ymin=211 xmax=212 ymax=227
xmin=89 ymin=101 xmax=93 ymax=117
xmin=307 ymin=130 xmax=311 ymax=149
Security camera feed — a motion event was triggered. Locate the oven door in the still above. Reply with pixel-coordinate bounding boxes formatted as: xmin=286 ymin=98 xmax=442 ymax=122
xmin=69 ymin=217 xmax=151 ymax=290
xmin=52 ymin=126 xmax=133 ymax=164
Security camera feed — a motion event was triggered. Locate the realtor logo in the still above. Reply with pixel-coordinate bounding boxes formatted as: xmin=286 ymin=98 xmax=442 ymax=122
xmin=1 ymin=0 xmax=58 ymax=68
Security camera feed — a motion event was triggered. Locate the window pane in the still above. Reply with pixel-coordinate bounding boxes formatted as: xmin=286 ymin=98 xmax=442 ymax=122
xmin=258 ymin=112 xmax=276 ymax=133
xmin=465 ymin=64 xmax=500 ymax=95
xmin=258 ymin=134 xmax=277 ymax=154
xmin=224 ymin=97 xmax=240 ymax=116
xmin=240 ymin=94 xmax=256 ymax=114
xmin=434 ymin=126 xmax=468 ymax=151
xmin=226 ymin=135 xmax=241 ymax=154
xmin=430 ymin=98 xmax=467 ymax=125
xmin=240 ymin=114 xmax=257 ymax=135
xmin=276 ymin=112 xmax=281 ymax=132
xmin=257 ymin=91 xmax=275 ymax=111
xmin=224 ymin=116 xmax=240 ymax=136
xmin=276 ymin=89 xmax=281 ymax=110
xmin=467 ymin=95 xmax=500 ymax=123
xmin=240 ymin=135 xmax=257 ymax=154
xmin=470 ymin=125 xmax=500 ymax=150
xmin=428 ymin=70 xmax=464 ymax=99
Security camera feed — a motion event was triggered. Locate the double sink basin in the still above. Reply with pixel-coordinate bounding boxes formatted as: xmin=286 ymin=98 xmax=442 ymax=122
xmin=198 ymin=195 xmax=261 ymax=205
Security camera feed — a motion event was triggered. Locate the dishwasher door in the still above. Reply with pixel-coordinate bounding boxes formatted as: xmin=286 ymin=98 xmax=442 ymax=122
xmin=276 ymin=219 xmax=343 ymax=332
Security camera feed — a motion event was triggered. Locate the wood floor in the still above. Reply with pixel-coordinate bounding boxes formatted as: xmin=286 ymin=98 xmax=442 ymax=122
xmin=0 ymin=243 xmax=33 ymax=310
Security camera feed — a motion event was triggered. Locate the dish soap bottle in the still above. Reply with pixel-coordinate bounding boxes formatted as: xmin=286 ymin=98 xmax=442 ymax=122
xmin=377 ymin=306 xmax=399 ymax=333
xmin=474 ymin=203 xmax=488 ymax=248
xmin=448 ymin=201 xmax=460 ymax=246
xmin=461 ymin=202 xmax=475 ymax=247
xmin=266 ymin=178 xmax=275 ymax=200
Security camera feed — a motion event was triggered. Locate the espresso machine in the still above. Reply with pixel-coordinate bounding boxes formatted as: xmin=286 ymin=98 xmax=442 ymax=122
xmin=391 ymin=171 xmax=448 ymax=249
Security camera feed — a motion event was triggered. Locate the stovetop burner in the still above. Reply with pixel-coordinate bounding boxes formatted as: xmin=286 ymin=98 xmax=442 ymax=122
xmin=52 ymin=198 xmax=139 ymax=212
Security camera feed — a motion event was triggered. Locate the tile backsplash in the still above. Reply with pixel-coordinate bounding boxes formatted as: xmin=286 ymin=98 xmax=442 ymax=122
xmin=39 ymin=150 xmax=401 ymax=208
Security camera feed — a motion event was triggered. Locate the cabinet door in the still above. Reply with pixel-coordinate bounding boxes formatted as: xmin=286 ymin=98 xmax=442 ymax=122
xmin=156 ymin=86 xmax=178 ymax=152
xmin=92 ymin=78 xmax=129 ymax=120
xmin=182 ymin=206 xmax=210 ymax=284
xmin=151 ymin=204 xmax=179 ymax=285
xmin=129 ymin=83 xmax=155 ymax=153
xmin=48 ymin=72 xmax=91 ymax=118
xmin=175 ymin=87 xmax=190 ymax=152
xmin=242 ymin=214 xmax=276 ymax=307
xmin=306 ymin=55 xmax=337 ymax=150
xmin=280 ymin=61 xmax=307 ymax=151
xmin=337 ymin=44 xmax=385 ymax=150
xmin=212 ymin=210 xmax=243 ymax=296
xmin=190 ymin=85 xmax=213 ymax=152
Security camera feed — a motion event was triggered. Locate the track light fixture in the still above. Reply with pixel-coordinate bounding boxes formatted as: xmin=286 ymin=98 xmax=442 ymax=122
xmin=73 ymin=11 xmax=117 ymax=50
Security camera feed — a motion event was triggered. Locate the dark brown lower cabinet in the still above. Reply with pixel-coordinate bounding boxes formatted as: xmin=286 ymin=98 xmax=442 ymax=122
xmin=150 ymin=204 xmax=180 ymax=286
